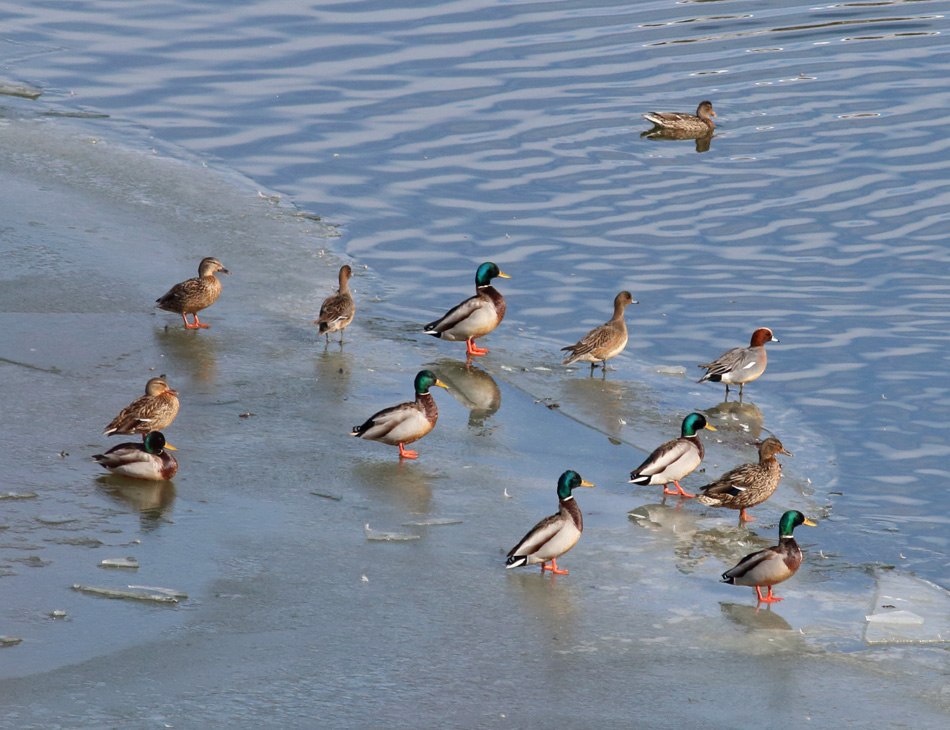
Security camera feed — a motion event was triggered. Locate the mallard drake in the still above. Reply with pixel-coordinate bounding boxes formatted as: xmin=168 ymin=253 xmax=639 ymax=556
xmin=314 ymin=264 xmax=355 ymax=343
xmin=156 ymin=257 xmax=231 ymax=329
xmin=424 ymin=262 xmax=510 ymax=357
xmin=695 ymin=436 xmax=792 ymax=522
xmin=506 ymin=470 xmax=594 ymax=575
xmin=642 ymin=100 xmax=716 ymax=136
xmin=351 ymin=370 xmax=448 ymax=459
xmin=92 ymin=431 xmax=178 ymax=481
xmin=629 ymin=413 xmax=717 ymax=498
xmin=561 ymin=291 xmax=637 ymax=374
xmin=102 ymin=377 xmax=180 ymax=438
xmin=721 ymin=510 xmax=816 ymax=603
xmin=698 ymin=327 xmax=777 ymax=399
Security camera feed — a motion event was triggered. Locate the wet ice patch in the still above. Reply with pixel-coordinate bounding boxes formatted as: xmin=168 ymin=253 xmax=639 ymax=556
xmin=865 ymin=572 xmax=950 ymax=644
xmin=364 ymin=523 xmax=420 ymax=542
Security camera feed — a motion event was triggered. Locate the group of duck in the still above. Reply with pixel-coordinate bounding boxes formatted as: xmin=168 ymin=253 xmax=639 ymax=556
xmin=91 ymin=240 xmax=815 ymax=605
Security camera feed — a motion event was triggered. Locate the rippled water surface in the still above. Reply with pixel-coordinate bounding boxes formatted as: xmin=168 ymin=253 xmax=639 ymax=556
xmin=2 ymin=0 xmax=950 ymax=726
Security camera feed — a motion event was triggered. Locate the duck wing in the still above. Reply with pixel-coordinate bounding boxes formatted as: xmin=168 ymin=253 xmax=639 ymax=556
xmin=424 ymin=293 xmax=486 ymax=334
xmin=506 ymin=513 xmax=564 ymax=559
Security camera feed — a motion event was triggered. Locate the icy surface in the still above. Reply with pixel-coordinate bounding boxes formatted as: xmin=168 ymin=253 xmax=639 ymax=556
xmin=865 ymin=573 xmax=950 ymax=645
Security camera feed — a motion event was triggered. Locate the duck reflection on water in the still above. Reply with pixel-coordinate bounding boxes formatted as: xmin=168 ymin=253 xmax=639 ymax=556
xmin=98 ymin=478 xmax=176 ymax=531
xmin=429 ymin=357 xmax=501 ymax=427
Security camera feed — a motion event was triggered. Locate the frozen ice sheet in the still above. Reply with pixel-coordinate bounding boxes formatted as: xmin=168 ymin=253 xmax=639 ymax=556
xmin=865 ymin=572 xmax=950 ymax=644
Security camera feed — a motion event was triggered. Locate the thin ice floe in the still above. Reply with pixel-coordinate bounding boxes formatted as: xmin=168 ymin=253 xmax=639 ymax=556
xmin=864 ymin=572 xmax=950 ymax=644
xmin=99 ymin=557 xmax=139 ymax=569
xmin=71 ymin=584 xmax=181 ymax=604
xmin=364 ymin=523 xmax=420 ymax=542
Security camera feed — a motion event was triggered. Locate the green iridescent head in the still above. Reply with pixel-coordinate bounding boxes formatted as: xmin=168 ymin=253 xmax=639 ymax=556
xmin=414 ymin=370 xmax=448 ymax=395
xmin=556 ymin=470 xmax=595 ymax=499
xmin=682 ymin=413 xmax=717 ymax=437
xmin=475 ymin=262 xmax=511 ymax=288
xmin=778 ymin=510 xmax=817 ymax=537
xmin=143 ymin=432 xmax=174 ymax=455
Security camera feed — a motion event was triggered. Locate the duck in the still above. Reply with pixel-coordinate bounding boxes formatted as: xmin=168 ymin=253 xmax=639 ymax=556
xmin=642 ymin=100 xmax=716 ymax=136
xmin=721 ymin=510 xmax=817 ymax=603
xmin=695 ymin=436 xmax=792 ymax=522
xmin=506 ymin=470 xmax=595 ymax=575
xmin=314 ymin=264 xmax=355 ymax=343
xmin=102 ymin=377 xmax=180 ymax=438
xmin=561 ymin=291 xmax=637 ymax=374
xmin=698 ymin=327 xmax=777 ymax=399
xmin=350 ymin=370 xmax=448 ymax=459
xmin=424 ymin=262 xmax=510 ymax=357
xmin=92 ymin=431 xmax=178 ymax=481
xmin=156 ymin=256 xmax=231 ymax=329
xmin=629 ymin=413 xmax=717 ymax=498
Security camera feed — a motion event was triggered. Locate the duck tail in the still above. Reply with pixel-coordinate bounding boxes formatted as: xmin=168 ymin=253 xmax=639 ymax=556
xmin=423 ymin=321 xmax=442 ymax=337
xmin=720 ymin=573 xmax=735 ymax=584
xmin=628 ymin=473 xmax=650 ymax=485
xmin=505 ymin=555 xmax=527 ymax=569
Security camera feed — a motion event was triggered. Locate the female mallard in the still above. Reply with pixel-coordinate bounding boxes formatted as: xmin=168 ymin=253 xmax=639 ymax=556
xmin=721 ymin=510 xmax=817 ymax=603
xmin=314 ymin=264 xmax=355 ymax=343
xmin=629 ymin=413 xmax=717 ymax=498
xmin=102 ymin=377 xmax=180 ymax=438
xmin=698 ymin=327 xmax=778 ymax=399
xmin=561 ymin=291 xmax=637 ymax=374
xmin=424 ymin=262 xmax=510 ymax=357
xmin=350 ymin=370 xmax=448 ymax=459
xmin=506 ymin=470 xmax=595 ymax=575
xmin=642 ymin=100 xmax=716 ymax=136
xmin=156 ymin=256 xmax=231 ymax=329
xmin=695 ymin=436 xmax=792 ymax=522
xmin=92 ymin=431 xmax=178 ymax=481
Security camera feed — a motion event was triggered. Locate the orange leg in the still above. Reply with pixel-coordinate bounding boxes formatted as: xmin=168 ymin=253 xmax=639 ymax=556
xmin=541 ymin=558 xmax=568 ymax=575
xmin=398 ymin=443 xmax=419 ymax=460
xmin=191 ymin=312 xmax=210 ymax=329
xmin=663 ymin=480 xmax=695 ymax=498
xmin=756 ymin=586 xmax=783 ymax=604
xmin=466 ymin=338 xmax=489 ymax=357
xmin=739 ymin=508 xmax=756 ymax=522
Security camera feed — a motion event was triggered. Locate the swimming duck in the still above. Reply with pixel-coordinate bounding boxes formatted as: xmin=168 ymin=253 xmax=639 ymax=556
xmin=424 ymin=262 xmax=510 ymax=357
xmin=721 ymin=510 xmax=816 ymax=603
xmin=314 ymin=264 xmax=355 ymax=343
xmin=92 ymin=431 xmax=178 ymax=481
xmin=561 ymin=291 xmax=637 ymax=374
xmin=629 ymin=413 xmax=717 ymax=498
xmin=102 ymin=377 xmax=180 ymax=438
xmin=642 ymin=100 xmax=716 ymax=136
xmin=698 ymin=327 xmax=777 ymax=399
xmin=506 ymin=470 xmax=595 ymax=575
xmin=695 ymin=436 xmax=792 ymax=522
xmin=156 ymin=256 xmax=231 ymax=329
xmin=350 ymin=370 xmax=448 ymax=459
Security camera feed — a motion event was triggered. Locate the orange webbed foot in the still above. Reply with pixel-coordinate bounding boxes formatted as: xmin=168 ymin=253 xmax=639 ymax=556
xmin=398 ymin=444 xmax=419 ymax=460
xmin=541 ymin=559 xmax=568 ymax=575
xmin=664 ymin=481 xmax=695 ymax=498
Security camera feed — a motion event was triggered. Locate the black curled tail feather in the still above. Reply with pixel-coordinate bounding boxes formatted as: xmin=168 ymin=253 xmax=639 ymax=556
xmin=629 ymin=473 xmax=650 ymax=485
xmin=720 ymin=573 xmax=735 ymax=584
xmin=505 ymin=555 xmax=527 ymax=569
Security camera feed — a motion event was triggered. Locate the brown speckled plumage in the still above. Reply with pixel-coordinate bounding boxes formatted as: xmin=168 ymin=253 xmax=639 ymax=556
xmin=561 ymin=291 xmax=637 ymax=373
xmin=102 ymin=377 xmax=180 ymax=437
xmin=314 ymin=265 xmax=355 ymax=342
xmin=696 ymin=436 xmax=792 ymax=522
xmin=156 ymin=257 xmax=230 ymax=329
xmin=642 ymin=100 xmax=716 ymax=136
